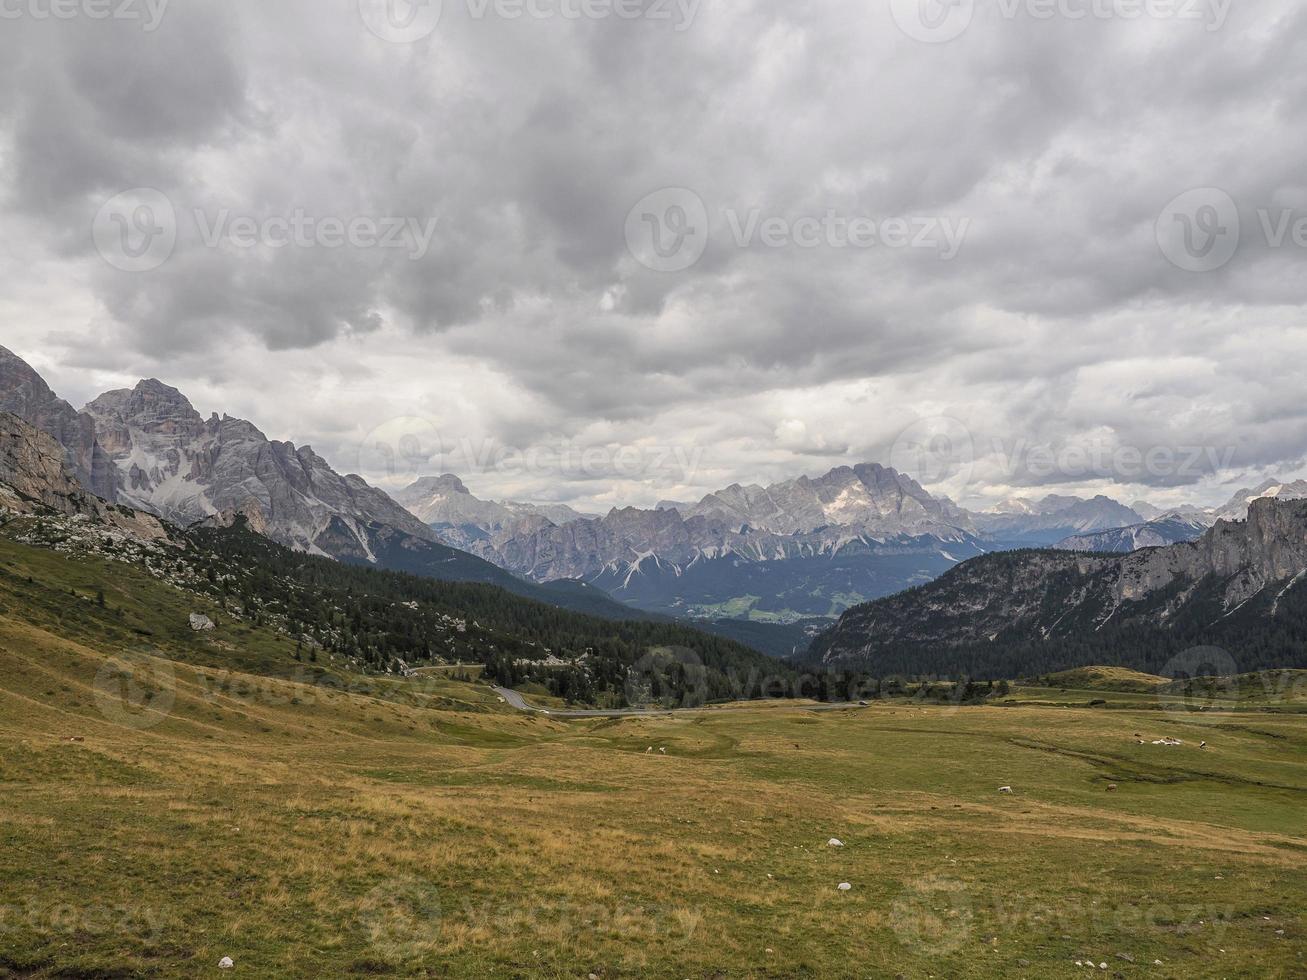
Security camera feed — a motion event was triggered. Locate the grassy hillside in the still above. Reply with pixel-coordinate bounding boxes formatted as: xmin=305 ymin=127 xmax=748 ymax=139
xmin=2 ymin=538 xmax=1307 ymax=977
xmin=1040 ymin=666 xmax=1171 ymax=693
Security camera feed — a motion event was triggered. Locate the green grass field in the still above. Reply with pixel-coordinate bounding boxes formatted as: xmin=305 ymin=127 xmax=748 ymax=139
xmin=1 ymin=536 xmax=1305 ymax=977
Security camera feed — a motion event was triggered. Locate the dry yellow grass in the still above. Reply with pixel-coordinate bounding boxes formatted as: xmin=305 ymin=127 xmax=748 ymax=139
xmin=1 ymin=553 xmax=1306 ymax=976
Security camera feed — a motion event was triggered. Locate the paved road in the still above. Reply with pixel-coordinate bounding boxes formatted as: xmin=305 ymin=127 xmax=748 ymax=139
xmin=492 ymin=686 xmax=867 ymax=718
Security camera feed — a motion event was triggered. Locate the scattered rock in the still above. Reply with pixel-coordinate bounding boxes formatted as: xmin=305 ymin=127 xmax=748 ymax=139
xmin=837 ymin=882 xmax=852 ymax=891
xmin=1107 ymin=784 xmax=1117 ymax=792
xmin=218 ymin=957 xmax=234 ymax=970
xmin=828 ymin=838 xmax=844 ymax=847
xmin=998 ymin=786 xmax=1013 ymax=794
xmin=189 ymin=613 xmax=216 ymax=632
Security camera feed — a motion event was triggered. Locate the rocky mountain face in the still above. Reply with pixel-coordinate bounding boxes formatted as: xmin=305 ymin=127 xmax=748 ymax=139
xmin=83 ymin=379 xmax=437 ymax=558
xmin=677 ymin=463 xmax=974 ymax=535
xmin=0 ymin=411 xmax=104 ymax=518
xmin=814 ymin=498 xmax=1307 ymax=669
xmin=0 ymin=347 xmax=117 ymax=502
xmin=1053 ymin=515 xmax=1209 ymax=553
xmin=0 ymin=411 xmax=171 ymax=542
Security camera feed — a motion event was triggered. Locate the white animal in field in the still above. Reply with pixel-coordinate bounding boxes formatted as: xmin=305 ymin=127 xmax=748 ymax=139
xmin=659 ymin=747 xmax=666 ymax=754
xmin=645 ymin=747 xmax=652 ymax=753
xmin=998 ymin=786 xmax=1013 ymax=794
xmin=828 ymin=838 xmax=844 ymax=847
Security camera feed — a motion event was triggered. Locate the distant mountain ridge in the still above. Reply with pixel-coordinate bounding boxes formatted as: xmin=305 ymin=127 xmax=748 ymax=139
xmin=1053 ymin=515 xmax=1209 ymax=553
xmin=407 ymin=465 xmax=987 ymax=621
xmin=969 ymin=494 xmax=1145 ymax=545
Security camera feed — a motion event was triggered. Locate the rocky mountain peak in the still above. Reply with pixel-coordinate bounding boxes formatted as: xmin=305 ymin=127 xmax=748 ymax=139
xmin=86 ymin=379 xmax=204 ymax=440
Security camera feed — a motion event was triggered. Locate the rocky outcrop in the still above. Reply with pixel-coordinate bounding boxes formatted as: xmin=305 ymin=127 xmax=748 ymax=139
xmin=0 ymin=412 xmax=102 ymax=517
xmin=0 ymin=347 xmax=117 ymax=502
xmin=0 ymin=411 xmax=173 ymax=543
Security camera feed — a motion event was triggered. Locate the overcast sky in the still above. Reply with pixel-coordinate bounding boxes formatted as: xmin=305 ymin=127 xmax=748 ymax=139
xmin=2 ymin=0 xmax=1305 ymax=511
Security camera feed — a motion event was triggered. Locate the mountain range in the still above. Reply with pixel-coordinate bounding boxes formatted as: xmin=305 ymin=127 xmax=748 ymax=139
xmin=405 ymin=464 xmax=988 ymax=623
xmin=5 ymin=344 xmax=1306 ymax=651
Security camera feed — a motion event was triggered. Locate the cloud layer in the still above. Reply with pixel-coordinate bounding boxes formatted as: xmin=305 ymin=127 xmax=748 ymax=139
xmin=2 ymin=0 xmax=1305 ymax=511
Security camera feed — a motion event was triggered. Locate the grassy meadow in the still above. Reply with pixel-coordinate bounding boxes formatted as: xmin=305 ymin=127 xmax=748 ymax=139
xmin=1 ymin=536 xmax=1305 ymax=978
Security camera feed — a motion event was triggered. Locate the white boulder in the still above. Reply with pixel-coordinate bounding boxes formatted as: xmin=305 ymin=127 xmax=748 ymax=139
xmin=189 ymin=613 xmax=216 ymax=632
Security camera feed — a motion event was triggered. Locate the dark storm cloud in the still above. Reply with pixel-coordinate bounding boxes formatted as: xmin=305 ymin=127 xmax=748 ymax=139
xmin=2 ymin=0 xmax=1306 ymax=509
